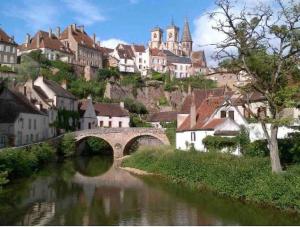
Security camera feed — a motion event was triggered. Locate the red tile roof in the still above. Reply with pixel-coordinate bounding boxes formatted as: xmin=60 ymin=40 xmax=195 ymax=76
xmin=177 ymin=96 xmax=225 ymax=132
xmin=0 ymin=28 xmax=16 ymax=45
xmin=148 ymin=111 xmax=177 ymax=122
xmin=180 ymin=87 xmax=232 ymax=114
xmin=201 ymin=118 xmax=226 ymax=130
xmin=18 ymin=31 xmax=72 ymax=54
xmin=93 ymin=103 xmax=129 ymax=117
xmin=132 ymin=44 xmax=145 ymax=53
xmin=116 ymin=44 xmax=135 ymax=59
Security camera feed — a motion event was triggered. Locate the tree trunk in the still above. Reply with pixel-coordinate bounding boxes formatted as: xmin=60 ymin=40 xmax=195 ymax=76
xmin=269 ymin=125 xmax=282 ymax=173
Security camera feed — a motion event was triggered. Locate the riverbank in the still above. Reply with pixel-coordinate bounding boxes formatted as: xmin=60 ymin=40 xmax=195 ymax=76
xmin=122 ymin=146 xmax=300 ymax=212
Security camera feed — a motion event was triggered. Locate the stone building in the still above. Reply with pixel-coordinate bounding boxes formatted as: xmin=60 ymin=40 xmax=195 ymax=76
xmin=59 ymin=24 xmax=103 ymax=69
xmin=0 ymin=87 xmax=49 ymax=148
xmin=0 ymin=27 xmax=17 ymax=65
xmin=18 ymin=30 xmax=73 ymax=63
xmin=149 ymin=19 xmax=193 ymax=57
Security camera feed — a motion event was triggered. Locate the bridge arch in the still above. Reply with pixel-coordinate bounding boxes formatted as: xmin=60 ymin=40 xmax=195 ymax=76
xmin=74 ymin=128 xmax=170 ymax=159
xmin=76 ymin=135 xmax=114 ymax=156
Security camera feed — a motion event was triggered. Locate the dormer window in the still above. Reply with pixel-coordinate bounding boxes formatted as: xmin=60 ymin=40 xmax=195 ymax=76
xmin=220 ymin=110 xmax=226 ymax=118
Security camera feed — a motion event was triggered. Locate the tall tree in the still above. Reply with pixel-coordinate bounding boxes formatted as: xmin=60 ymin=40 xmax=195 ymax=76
xmin=210 ymin=0 xmax=300 ymax=173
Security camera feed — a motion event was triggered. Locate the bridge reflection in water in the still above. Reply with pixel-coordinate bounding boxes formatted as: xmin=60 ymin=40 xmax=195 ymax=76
xmin=2 ymin=155 xmax=300 ymax=226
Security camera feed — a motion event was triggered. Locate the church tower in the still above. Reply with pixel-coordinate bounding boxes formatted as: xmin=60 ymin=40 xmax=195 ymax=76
xmin=150 ymin=27 xmax=163 ymax=49
xmin=166 ymin=19 xmax=179 ymax=54
xmin=181 ymin=18 xmax=193 ymax=56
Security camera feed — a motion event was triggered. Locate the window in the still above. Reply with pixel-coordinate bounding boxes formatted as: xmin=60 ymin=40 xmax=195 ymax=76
xmin=139 ymin=65 xmax=142 ymax=69
xmin=10 ymin=56 xmax=14 ymax=63
xmin=5 ymin=46 xmax=10 ymax=52
xmin=3 ymin=55 xmax=7 ymax=63
xmin=35 ymin=134 xmax=39 ymax=142
xmin=180 ymin=65 xmax=183 ymax=70
xmin=34 ymin=119 xmax=36 ymax=130
xmin=28 ymin=119 xmax=32 ymax=129
xmin=0 ymin=44 xmax=4 ymax=51
xmin=220 ymin=111 xmax=226 ymax=118
xmin=88 ymin=122 xmax=91 ymax=129
xmin=119 ymin=121 xmax=122 ymax=128
xmin=26 ymin=135 xmax=29 ymax=144
xmin=191 ymin=132 xmax=196 ymax=141
xmin=100 ymin=121 xmax=104 ymax=127
xmin=228 ymin=111 xmax=235 ymax=120
xmin=30 ymin=134 xmax=34 ymax=142
xmin=12 ymin=47 xmax=16 ymax=53
xmin=139 ymin=58 xmax=142 ymax=63
xmin=109 ymin=121 xmax=112 ymax=127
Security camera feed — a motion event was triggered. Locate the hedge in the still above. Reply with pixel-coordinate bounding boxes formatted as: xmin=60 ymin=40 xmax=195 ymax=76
xmin=123 ymin=147 xmax=300 ymax=211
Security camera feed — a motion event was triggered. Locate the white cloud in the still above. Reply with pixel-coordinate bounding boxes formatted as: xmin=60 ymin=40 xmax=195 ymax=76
xmin=192 ymin=0 xmax=276 ymax=67
xmin=3 ymin=0 xmax=59 ymax=31
xmin=63 ymin=0 xmax=106 ymax=25
xmin=101 ymin=38 xmax=128 ymax=49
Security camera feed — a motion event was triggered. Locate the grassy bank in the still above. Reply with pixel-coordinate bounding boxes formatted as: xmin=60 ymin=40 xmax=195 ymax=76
xmin=123 ymin=147 xmax=300 ymax=212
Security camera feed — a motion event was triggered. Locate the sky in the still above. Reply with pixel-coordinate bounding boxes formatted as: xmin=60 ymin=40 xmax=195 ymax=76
xmin=0 ymin=0 xmax=275 ymax=66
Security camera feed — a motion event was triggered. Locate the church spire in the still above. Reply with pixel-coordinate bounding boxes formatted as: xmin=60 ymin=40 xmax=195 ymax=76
xmin=181 ymin=18 xmax=192 ymax=42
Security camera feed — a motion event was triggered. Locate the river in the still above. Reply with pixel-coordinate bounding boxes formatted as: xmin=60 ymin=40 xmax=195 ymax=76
xmin=0 ymin=155 xmax=300 ymax=225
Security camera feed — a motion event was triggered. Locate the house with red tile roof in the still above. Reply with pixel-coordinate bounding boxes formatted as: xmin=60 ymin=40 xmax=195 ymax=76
xmin=111 ymin=44 xmax=135 ymax=73
xmin=176 ymin=93 xmax=248 ymax=155
xmin=18 ymin=30 xmax=73 ymax=63
xmin=78 ymin=96 xmax=97 ymax=130
xmin=0 ymin=27 xmax=17 ymax=65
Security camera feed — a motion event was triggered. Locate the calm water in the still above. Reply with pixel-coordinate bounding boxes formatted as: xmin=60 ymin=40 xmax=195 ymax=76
xmin=0 ymin=155 xmax=300 ymax=226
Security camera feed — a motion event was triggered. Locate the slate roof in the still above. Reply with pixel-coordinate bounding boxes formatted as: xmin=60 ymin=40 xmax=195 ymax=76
xmin=18 ymin=30 xmax=72 ymax=54
xmin=43 ymin=79 xmax=76 ymax=99
xmin=0 ymin=28 xmax=17 ymax=45
xmin=148 ymin=111 xmax=177 ymax=122
xmin=181 ymin=19 xmax=192 ymax=42
xmin=163 ymin=50 xmax=191 ymax=64
xmin=93 ymin=103 xmax=129 ymax=117
xmin=0 ymin=87 xmax=45 ymax=124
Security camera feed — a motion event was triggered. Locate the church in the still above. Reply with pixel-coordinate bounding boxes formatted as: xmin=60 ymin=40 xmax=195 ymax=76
xmin=149 ymin=19 xmax=193 ymax=57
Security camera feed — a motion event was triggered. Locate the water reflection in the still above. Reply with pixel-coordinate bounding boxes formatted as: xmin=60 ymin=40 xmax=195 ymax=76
xmin=0 ymin=155 xmax=300 ymax=226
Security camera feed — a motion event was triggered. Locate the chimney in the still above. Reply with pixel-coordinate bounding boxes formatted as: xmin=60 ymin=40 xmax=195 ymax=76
xmin=49 ymin=28 xmax=52 ymax=38
xmin=36 ymin=32 xmax=40 ymax=48
xmin=93 ymin=33 xmax=96 ymax=44
xmin=68 ymin=25 xmax=72 ymax=37
xmin=79 ymin=25 xmax=84 ymax=32
xmin=56 ymin=27 xmax=61 ymax=38
xmin=190 ymin=93 xmax=196 ymax=128
xmin=25 ymin=33 xmax=30 ymax=47
xmin=120 ymin=101 xmax=124 ymax=108
xmin=61 ymin=80 xmax=67 ymax=89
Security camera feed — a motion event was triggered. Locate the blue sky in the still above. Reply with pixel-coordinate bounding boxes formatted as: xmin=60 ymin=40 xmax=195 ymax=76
xmin=0 ymin=0 xmax=275 ymax=66
xmin=0 ymin=0 xmax=213 ymax=46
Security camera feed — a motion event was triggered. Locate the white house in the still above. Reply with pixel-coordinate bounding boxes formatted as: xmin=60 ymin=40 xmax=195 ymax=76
xmin=78 ymin=96 xmax=98 ymax=130
xmin=176 ymin=95 xmax=246 ymax=155
xmin=94 ymin=102 xmax=130 ymax=128
xmin=111 ymin=44 xmax=135 ymax=73
xmin=0 ymin=87 xmax=49 ymax=148
xmin=147 ymin=111 xmax=177 ymax=128
xmin=131 ymin=45 xmax=150 ymax=76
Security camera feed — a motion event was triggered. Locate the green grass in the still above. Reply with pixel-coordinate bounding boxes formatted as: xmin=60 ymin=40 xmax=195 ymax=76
xmin=123 ymin=147 xmax=300 ymax=212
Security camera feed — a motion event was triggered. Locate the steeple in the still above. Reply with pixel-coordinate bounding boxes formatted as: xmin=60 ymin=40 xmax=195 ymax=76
xmin=181 ymin=18 xmax=192 ymax=42
xmin=181 ymin=18 xmax=193 ymax=56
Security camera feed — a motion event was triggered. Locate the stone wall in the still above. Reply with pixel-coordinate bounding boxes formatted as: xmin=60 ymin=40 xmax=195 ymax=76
xmin=104 ymin=81 xmax=186 ymax=113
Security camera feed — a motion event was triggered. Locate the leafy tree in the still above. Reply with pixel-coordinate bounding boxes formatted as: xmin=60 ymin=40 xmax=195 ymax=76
xmin=124 ymin=98 xmax=148 ymax=114
xmin=69 ymin=78 xmax=105 ymax=101
xmin=210 ymin=0 xmax=300 ymax=172
xmin=97 ymin=68 xmax=119 ymax=80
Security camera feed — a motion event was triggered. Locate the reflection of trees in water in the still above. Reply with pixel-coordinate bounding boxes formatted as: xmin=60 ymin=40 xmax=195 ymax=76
xmin=74 ymin=156 xmax=113 ymax=177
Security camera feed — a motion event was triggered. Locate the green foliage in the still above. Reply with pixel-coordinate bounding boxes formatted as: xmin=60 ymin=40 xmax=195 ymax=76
xmin=243 ymin=140 xmax=269 ymax=157
xmin=120 ymin=73 xmax=144 ymax=88
xmin=124 ymin=98 xmax=148 ymax=114
xmin=161 ymin=121 xmax=177 ymax=146
xmin=97 ymin=68 xmax=119 ymax=80
xmin=236 ymin=126 xmax=251 ymax=154
xmin=151 ymin=72 xmax=166 ymax=81
xmin=124 ymin=148 xmax=300 ymax=211
xmin=158 ymin=96 xmax=169 ymax=106
xmin=54 ymin=109 xmax=80 ymax=132
xmin=0 ymin=65 xmax=13 ymax=73
xmin=0 ymin=143 xmax=56 ymax=179
xmin=60 ymin=134 xmax=76 ymax=158
xmin=0 ymin=171 xmax=8 ymax=188
xmin=69 ymin=78 xmax=106 ymax=101
xmin=85 ymin=138 xmax=112 ymax=155
xmin=203 ymin=135 xmax=238 ymax=153
xmin=130 ymin=114 xmax=152 ymax=127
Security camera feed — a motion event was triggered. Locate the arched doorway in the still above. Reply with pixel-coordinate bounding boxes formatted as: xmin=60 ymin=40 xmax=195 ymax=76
xmin=123 ymin=135 xmax=165 ymax=156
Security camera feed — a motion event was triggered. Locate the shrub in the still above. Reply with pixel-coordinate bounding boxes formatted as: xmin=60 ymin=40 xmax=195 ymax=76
xmin=30 ymin=143 xmax=56 ymax=164
xmin=0 ymin=171 xmax=8 ymax=187
xmin=123 ymin=148 xmax=300 ymax=211
xmin=60 ymin=134 xmax=76 ymax=158
xmin=124 ymin=98 xmax=148 ymax=114
xmin=203 ymin=135 xmax=238 ymax=153
xmin=85 ymin=138 xmax=112 ymax=155
xmin=130 ymin=114 xmax=152 ymax=127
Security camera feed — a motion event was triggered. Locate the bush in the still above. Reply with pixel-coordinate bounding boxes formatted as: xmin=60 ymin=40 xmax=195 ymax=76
xmin=203 ymin=135 xmax=238 ymax=153
xmin=130 ymin=114 xmax=152 ymax=127
xmin=30 ymin=143 xmax=56 ymax=164
xmin=85 ymin=138 xmax=112 ymax=155
xmin=60 ymin=134 xmax=76 ymax=158
xmin=0 ymin=171 xmax=8 ymax=187
xmin=123 ymin=148 xmax=300 ymax=211
xmin=124 ymin=98 xmax=148 ymax=114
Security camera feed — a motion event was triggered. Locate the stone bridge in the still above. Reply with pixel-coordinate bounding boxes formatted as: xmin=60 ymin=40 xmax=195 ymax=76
xmin=74 ymin=128 xmax=170 ymax=158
